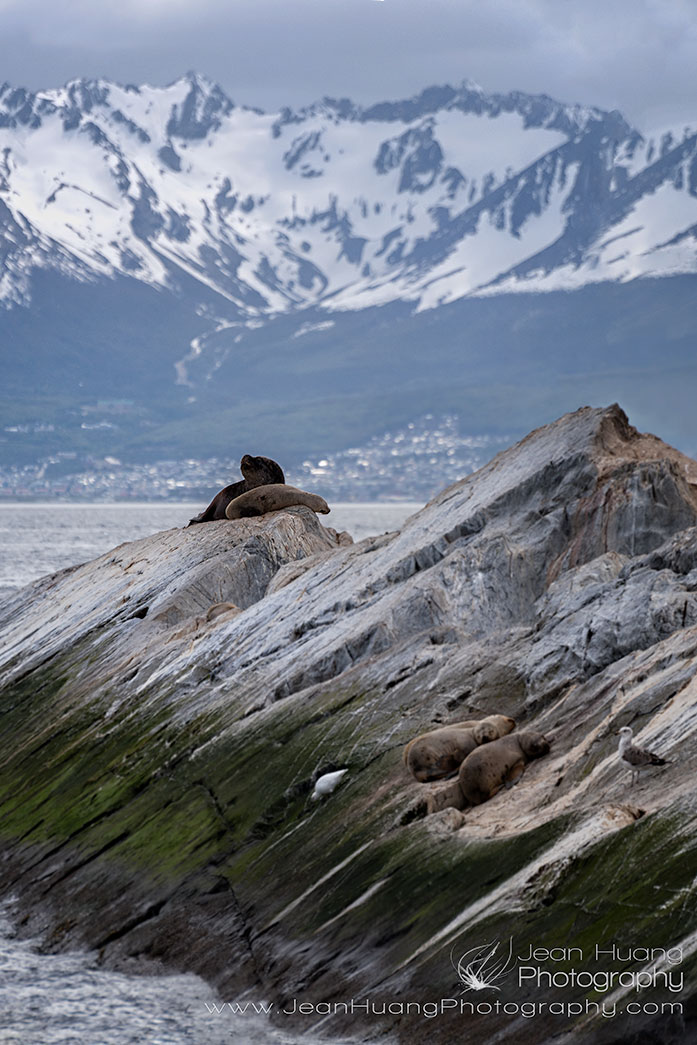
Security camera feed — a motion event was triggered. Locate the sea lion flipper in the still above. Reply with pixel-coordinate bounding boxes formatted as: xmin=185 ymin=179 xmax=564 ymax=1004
xmin=504 ymin=762 xmax=526 ymax=789
xmin=187 ymin=491 xmax=231 ymax=526
xmin=187 ymin=507 xmax=211 ymax=526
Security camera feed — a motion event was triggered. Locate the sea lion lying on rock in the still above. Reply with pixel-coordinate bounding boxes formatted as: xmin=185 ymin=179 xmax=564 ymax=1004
xmin=458 ymin=731 xmax=550 ymax=806
xmin=188 ymin=455 xmax=285 ymax=525
xmin=403 ymin=715 xmax=516 ymax=782
xmin=225 ymin=484 xmax=330 ymax=519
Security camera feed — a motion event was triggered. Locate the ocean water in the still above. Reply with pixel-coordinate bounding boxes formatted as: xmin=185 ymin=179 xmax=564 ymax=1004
xmin=0 ymin=501 xmax=422 ymax=603
xmin=0 ymin=906 xmax=358 ymax=1045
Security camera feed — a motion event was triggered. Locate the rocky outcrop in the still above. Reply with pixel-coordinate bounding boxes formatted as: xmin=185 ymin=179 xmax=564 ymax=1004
xmin=1 ymin=405 xmax=697 ymax=1045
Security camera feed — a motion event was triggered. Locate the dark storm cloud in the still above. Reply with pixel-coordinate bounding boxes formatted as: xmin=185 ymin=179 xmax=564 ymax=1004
xmin=1 ymin=0 xmax=696 ymax=130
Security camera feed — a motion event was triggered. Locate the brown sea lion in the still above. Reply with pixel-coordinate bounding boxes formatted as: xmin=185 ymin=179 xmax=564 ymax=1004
xmin=187 ymin=455 xmax=285 ymax=525
xmin=225 ymin=484 xmax=330 ymax=519
xmin=403 ymin=715 xmax=516 ymax=782
xmin=458 ymin=731 xmax=550 ymax=806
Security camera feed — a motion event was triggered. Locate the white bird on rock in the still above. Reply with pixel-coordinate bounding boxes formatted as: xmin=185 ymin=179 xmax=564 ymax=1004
xmin=617 ymin=726 xmax=670 ymax=785
xmin=311 ymin=769 xmax=348 ymax=801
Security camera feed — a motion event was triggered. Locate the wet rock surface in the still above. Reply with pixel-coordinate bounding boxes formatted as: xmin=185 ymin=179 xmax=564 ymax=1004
xmin=1 ymin=404 xmax=697 ymax=1044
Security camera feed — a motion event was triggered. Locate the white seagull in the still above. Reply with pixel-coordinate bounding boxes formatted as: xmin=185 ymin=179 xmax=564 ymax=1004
xmin=311 ymin=769 xmax=348 ymax=801
xmin=617 ymin=726 xmax=670 ymax=785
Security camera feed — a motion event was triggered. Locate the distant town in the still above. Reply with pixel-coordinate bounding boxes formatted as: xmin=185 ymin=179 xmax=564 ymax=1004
xmin=0 ymin=415 xmax=512 ymax=503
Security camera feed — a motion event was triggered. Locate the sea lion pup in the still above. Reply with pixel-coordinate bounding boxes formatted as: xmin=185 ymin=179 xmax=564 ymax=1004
xmin=187 ymin=455 xmax=285 ymax=525
xmin=403 ymin=715 xmax=516 ymax=783
xmin=458 ymin=731 xmax=550 ymax=806
xmin=225 ymin=484 xmax=330 ymax=519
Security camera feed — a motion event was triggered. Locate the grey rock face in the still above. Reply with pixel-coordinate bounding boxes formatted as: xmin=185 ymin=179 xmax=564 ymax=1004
xmin=1 ymin=404 xmax=697 ymax=1045
xmin=0 ymin=504 xmax=341 ymax=685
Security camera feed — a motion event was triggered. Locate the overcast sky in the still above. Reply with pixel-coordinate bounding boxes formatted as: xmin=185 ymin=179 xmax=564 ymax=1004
xmin=1 ymin=0 xmax=695 ymax=132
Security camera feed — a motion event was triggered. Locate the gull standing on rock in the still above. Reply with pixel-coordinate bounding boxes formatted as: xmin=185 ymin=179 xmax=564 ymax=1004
xmin=617 ymin=726 xmax=670 ymax=785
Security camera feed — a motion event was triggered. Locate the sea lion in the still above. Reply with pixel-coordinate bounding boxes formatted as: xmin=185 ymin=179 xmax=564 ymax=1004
xmin=403 ymin=715 xmax=516 ymax=783
xmin=458 ymin=731 xmax=550 ymax=806
xmin=187 ymin=455 xmax=285 ymax=525
xmin=225 ymin=484 xmax=330 ymax=520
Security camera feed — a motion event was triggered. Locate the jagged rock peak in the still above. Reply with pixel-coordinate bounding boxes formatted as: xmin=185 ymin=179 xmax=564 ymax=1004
xmin=433 ymin=403 xmax=697 ymax=504
xmin=272 ymin=78 xmax=638 ymax=140
xmin=0 ymin=72 xmax=236 ymax=132
xmin=521 ymin=403 xmax=697 ymax=480
xmin=165 ymin=72 xmax=235 ymax=139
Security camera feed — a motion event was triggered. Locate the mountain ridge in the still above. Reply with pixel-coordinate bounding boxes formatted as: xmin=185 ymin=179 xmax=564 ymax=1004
xmin=1 ymin=73 xmax=697 ymax=479
xmin=1 ymin=71 xmax=694 ymax=319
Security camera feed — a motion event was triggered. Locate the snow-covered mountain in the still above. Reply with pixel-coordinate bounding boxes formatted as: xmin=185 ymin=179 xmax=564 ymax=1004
xmin=2 ymin=73 xmax=697 ymax=478
xmin=1 ymin=72 xmax=696 ymax=317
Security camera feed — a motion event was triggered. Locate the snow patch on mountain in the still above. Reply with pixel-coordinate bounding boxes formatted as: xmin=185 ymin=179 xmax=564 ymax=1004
xmin=480 ymin=178 xmax=697 ymax=296
xmin=416 ymin=168 xmax=574 ymax=308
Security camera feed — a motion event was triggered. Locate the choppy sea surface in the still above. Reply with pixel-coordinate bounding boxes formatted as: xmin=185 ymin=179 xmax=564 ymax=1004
xmin=0 ymin=905 xmax=360 ymax=1045
xmin=0 ymin=501 xmax=422 ymax=603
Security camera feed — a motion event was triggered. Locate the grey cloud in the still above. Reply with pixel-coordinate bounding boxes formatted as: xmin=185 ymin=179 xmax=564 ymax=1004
xmin=1 ymin=0 xmax=696 ymax=129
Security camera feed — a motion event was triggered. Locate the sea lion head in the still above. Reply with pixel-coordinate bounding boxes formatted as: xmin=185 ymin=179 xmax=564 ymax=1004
xmin=473 ymin=715 xmax=516 ymax=743
xmin=240 ymin=455 xmax=285 ymax=487
xmin=519 ymin=732 xmax=550 ymax=758
xmin=473 ymin=721 xmax=498 ymax=744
